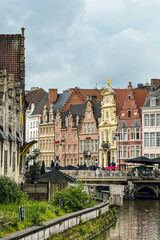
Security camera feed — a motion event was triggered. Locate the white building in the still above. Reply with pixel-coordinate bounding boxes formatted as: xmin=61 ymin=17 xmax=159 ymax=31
xmin=142 ymin=88 xmax=160 ymax=159
xmin=25 ymin=88 xmax=48 ymax=152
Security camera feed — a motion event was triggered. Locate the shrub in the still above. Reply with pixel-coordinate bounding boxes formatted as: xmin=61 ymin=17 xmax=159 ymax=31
xmin=53 ymin=184 xmax=96 ymax=212
xmin=0 ymin=176 xmax=27 ymax=204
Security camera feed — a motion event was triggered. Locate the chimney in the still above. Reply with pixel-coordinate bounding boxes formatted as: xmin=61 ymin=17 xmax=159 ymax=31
xmin=49 ymin=89 xmax=58 ymax=104
xmin=21 ymin=27 xmax=25 ymax=37
xmin=128 ymin=82 xmax=132 ymax=90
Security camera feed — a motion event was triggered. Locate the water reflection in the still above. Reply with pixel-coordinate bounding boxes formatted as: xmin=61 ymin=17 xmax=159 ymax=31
xmin=94 ymin=200 xmax=160 ymax=240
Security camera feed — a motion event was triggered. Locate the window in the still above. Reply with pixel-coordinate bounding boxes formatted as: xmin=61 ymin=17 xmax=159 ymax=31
xmin=123 ymin=146 xmax=127 ymax=158
xmin=150 ymin=97 xmax=156 ymax=106
xmin=80 ymin=141 xmax=83 ymax=153
xmin=91 ymin=140 xmax=94 ymax=152
xmin=102 ymin=132 xmax=104 ymax=142
xmin=74 ymin=144 xmax=76 ymax=152
xmin=84 ymin=123 xmax=87 ymax=133
xmin=130 ymin=128 xmax=135 ymax=140
xmin=157 ymin=132 xmax=160 ymax=147
xmin=128 ymin=110 xmax=131 ymax=118
xmin=130 ymin=146 xmax=135 ymax=158
xmin=30 ymin=122 xmax=32 ymax=128
xmin=36 ymin=121 xmax=38 ymax=127
xmin=150 ymin=154 xmax=155 ymax=159
xmin=144 ymin=114 xmax=149 ymax=127
xmin=123 ymin=129 xmax=127 ymax=140
xmin=119 ymin=146 xmax=122 ymax=158
xmin=95 ymin=140 xmax=98 ymax=152
xmin=80 ymin=158 xmax=83 ymax=165
xmin=87 ymin=140 xmax=90 ymax=151
xmin=30 ymin=132 xmax=32 ymax=139
xmin=106 ymin=131 xmax=109 ymax=142
xmin=150 ymin=133 xmax=155 ymax=147
xmin=136 ymin=128 xmax=140 ymax=140
xmin=118 ymin=130 xmax=122 ymax=140
xmin=87 ymin=95 xmax=92 ymax=101
xmin=33 ymin=122 xmax=35 ymax=128
xmin=144 ymin=154 xmax=149 ymax=158
xmin=106 ymin=112 xmax=109 ymax=120
xmin=92 ymin=123 xmax=94 ymax=133
xmin=136 ymin=146 xmax=140 ymax=157
xmin=144 ymin=133 xmax=149 ymax=147
xmin=157 ymin=114 xmax=160 ymax=126
xmin=88 ymin=112 xmax=91 ymax=119
xmin=68 ymin=144 xmax=71 ymax=152
xmin=150 ymin=114 xmax=155 ymax=126
xmin=88 ymin=123 xmax=90 ymax=133
xmin=84 ymin=140 xmax=86 ymax=151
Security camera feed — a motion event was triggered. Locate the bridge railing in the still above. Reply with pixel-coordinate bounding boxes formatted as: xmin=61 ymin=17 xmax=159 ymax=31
xmin=61 ymin=170 xmax=128 ymax=179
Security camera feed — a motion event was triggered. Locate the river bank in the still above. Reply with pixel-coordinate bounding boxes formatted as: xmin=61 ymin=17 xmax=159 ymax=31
xmin=47 ymin=208 xmax=117 ymax=240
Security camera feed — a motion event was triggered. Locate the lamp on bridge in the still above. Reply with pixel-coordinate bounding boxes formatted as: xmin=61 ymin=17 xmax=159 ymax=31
xmin=114 ymin=130 xmax=121 ymax=171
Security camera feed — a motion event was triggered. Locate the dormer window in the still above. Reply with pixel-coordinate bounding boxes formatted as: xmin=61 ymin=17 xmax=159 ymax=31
xmin=150 ymin=97 xmax=156 ymax=107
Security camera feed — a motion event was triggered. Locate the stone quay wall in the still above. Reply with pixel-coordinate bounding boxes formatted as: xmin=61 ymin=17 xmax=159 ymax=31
xmin=0 ymin=201 xmax=110 ymax=240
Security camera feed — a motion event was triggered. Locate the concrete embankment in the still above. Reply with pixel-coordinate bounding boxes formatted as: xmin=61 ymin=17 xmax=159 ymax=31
xmin=0 ymin=201 xmax=110 ymax=240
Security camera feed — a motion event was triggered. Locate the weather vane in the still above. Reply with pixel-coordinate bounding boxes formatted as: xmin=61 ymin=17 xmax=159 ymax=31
xmin=107 ymin=78 xmax=111 ymax=85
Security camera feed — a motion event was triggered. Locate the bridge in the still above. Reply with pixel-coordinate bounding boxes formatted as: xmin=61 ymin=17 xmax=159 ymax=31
xmin=61 ymin=170 xmax=160 ymax=205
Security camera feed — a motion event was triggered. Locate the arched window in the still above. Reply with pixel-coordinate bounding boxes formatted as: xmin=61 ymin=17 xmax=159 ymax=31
xmin=128 ymin=110 xmax=131 ymax=118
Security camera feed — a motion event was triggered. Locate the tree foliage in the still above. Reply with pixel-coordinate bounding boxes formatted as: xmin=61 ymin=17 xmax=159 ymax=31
xmin=53 ymin=184 xmax=96 ymax=212
xmin=0 ymin=176 xmax=27 ymax=204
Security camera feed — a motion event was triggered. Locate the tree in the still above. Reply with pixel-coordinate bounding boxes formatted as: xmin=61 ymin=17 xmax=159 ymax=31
xmin=25 ymin=149 xmax=41 ymax=179
xmin=0 ymin=176 xmax=27 ymax=204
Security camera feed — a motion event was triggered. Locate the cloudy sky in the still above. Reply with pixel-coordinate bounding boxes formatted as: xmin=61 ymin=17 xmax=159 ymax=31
xmin=1 ymin=0 xmax=160 ymax=92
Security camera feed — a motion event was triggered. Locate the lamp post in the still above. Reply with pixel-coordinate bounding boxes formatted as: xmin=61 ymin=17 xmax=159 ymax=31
xmin=114 ymin=130 xmax=121 ymax=171
xmin=60 ymin=137 xmax=66 ymax=167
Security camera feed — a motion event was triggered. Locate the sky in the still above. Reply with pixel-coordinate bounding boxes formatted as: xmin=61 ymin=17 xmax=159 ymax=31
xmin=1 ymin=0 xmax=160 ymax=92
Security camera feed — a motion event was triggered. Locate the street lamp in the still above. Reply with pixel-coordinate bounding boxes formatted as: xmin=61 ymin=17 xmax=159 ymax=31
xmin=114 ymin=130 xmax=121 ymax=171
xmin=60 ymin=137 xmax=66 ymax=167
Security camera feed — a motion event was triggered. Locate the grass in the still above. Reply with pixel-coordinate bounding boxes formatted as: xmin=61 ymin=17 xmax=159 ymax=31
xmin=0 ymin=200 xmax=66 ymax=238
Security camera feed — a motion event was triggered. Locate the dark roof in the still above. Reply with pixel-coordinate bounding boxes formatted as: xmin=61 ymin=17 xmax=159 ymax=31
xmin=54 ymin=92 xmax=72 ymax=111
xmin=118 ymin=120 xmax=128 ymax=128
xmin=143 ymin=88 xmax=160 ymax=107
xmin=32 ymin=93 xmax=48 ymax=115
xmin=0 ymin=32 xmax=24 ymax=81
xmin=125 ymin=156 xmax=156 ymax=164
xmin=26 ymin=88 xmax=47 ymax=107
xmin=35 ymin=169 xmax=75 ymax=184
xmin=130 ymin=119 xmax=141 ymax=128
xmin=67 ymin=102 xmax=101 ymax=121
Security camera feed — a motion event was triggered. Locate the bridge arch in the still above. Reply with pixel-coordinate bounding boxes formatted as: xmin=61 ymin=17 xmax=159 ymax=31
xmin=135 ymin=185 xmax=159 ymax=199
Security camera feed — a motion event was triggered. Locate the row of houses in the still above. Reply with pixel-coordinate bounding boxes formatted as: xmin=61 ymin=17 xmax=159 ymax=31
xmin=26 ymin=79 xmax=160 ymax=170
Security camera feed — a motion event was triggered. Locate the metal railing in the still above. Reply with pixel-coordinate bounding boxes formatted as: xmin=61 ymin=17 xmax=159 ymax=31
xmin=61 ymin=170 xmax=128 ymax=179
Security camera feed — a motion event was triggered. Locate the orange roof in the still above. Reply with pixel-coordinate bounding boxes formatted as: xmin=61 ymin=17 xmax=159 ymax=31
xmin=133 ymin=89 xmax=149 ymax=109
xmin=68 ymin=87 xmax=102 ymax=102
xmin=113 ymin=89 xmax=128 ymax=116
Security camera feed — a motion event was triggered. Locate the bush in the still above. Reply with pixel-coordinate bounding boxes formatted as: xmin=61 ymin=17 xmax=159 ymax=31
xmin=0 ymin=176 xmax=27 ymax=204
xmin=53 ymin=184 xmax=96 ymax=212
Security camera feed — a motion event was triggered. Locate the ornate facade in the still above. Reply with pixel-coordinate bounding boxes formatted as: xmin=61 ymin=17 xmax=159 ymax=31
xmin=0 ymin=29 xmax=25 ymax=182
xmin=99 ymin=81 xmax=118 ymax=167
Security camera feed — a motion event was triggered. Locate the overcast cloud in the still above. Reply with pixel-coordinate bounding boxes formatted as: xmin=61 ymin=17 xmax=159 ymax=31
xmin=1 ymin=0 xmax=160 ymax=92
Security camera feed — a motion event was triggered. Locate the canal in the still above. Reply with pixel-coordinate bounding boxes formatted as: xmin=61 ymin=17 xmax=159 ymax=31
xmin=93 ymin=200 xmax=160 ymax=240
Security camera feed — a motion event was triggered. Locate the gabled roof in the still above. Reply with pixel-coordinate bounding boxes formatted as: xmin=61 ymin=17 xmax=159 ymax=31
xmin=31 ymin=93 xmax=48 ymax=115
xmin=26 ymin=88 xmax=47 ymax=108
xmin=133 ymin=89 xmax=149 ymax=110
xmin=35 ymin=168 xmax=75 ymax=184
xmin=113 ymin=89 xmax=128 ymax=116
xmin=68 ymin=87 xmax=102 ymax=102
xmin=54 ymin=92 xmax=72 ymax=111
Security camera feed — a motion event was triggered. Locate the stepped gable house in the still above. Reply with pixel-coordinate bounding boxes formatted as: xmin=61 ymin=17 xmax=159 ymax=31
xmin=0 ymin=28 xmax=25 ymax=182
xmin=117 ymin=82 xmax=149 ymax=170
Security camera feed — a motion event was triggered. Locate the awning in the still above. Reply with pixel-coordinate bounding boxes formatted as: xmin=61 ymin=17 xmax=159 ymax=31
xmin=8 ymin=131 xmax=15 ymax=141
xmin=19 ymin=140 xmax=37 ymax=163
xmin=0 ymin=129 xmax=7 ymax=140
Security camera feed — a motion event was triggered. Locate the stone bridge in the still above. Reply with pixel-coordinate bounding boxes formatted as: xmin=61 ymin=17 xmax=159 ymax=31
xmin=61 ymin=170 xmax=160 ymax=204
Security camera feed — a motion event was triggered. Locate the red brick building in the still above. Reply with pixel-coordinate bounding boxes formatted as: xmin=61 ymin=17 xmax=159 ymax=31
xmin=117 ymin=82 xmax=149 ymax=170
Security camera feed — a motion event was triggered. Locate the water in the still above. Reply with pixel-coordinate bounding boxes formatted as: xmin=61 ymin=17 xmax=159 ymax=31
xmin=93 ymin=200 xmax=160 ymax=240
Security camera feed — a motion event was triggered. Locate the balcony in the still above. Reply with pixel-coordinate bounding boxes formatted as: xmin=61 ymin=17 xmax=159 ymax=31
xmin=101 ymin=141 xmax=110 ymax=149
xmin=83 ymin=150 xmax=91 ymax=157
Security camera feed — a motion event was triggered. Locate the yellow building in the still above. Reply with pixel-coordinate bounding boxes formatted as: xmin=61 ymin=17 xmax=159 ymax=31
xmin=99 ymin=80 xmax=118 ymax=167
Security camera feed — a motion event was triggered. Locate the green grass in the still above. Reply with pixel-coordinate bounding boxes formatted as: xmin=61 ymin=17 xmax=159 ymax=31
xmin=0 ymin=200 xmax=66 ymax=238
